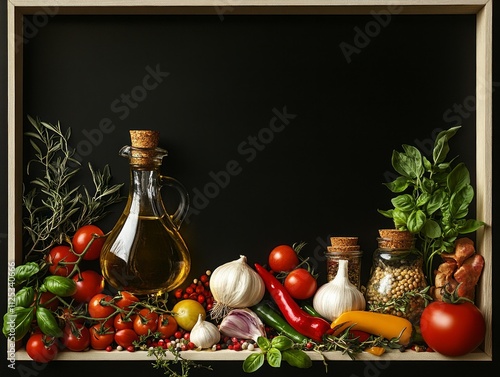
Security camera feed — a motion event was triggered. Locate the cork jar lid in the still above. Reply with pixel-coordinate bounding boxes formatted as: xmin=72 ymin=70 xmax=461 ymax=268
xmin=130 ymin=130 xmax=160 ymax=149
xmin=127 ymin=130 xmax=165 ymax=166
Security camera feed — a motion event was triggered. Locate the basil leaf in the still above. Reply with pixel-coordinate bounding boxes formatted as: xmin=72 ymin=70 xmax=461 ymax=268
xmin=433 ymin=126 xmax=460 ymax=164
xmin=450 ymin=185 xmax=474 ymax=219
xmin=402 ymin=144 xmax=424 ymax=177
xmin=43 ymin=275 xmax=77 ymax=297
xmin=271 ymin=335 xmax=293 ymax=351
xmin=266 ymin=347 xmax=282 ymax=368
xmin=2 ymin=307 xmax=34 ymax=341
xmin=447 ymin=163 xmax=470 ymax=194
xmin=15 ymin=262 xmax=40 ymax=285
xmin=282 ymin=349 xmax=312 ymax=369
xmin=392 ymin=209 xmax=409 ymax=227
xmin=391 ymin=194 xmax=415 ymax=212
xmin=15 ymin=287 xmax=35 ymax=308
xmin=458 ymin=219 xmax=486 ymax=234
xmin=242 ymin=353 xmax=264 ymax=373
xmin=426 ymin=189 xmax=446 ymax=215
xmin=256 ymin=336 xmax=271 ymax=351
xmin=36 ymin=307 xmax=63 ymax=338
xmin=407 ymin=210 xmax=426 ymax=233
xmin=421 ymin=219 xmax=442 ymax=239
xmin=384 ymin=176 xmax=410 ymax=193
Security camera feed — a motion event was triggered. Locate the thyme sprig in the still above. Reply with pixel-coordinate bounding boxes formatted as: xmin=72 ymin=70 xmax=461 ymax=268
xmin=22 ymin=115 xmax=124 ymax=260
xmin=148 ymin=346 xmax=213 ymax=377
xmin=367 ymin=287 xmax=432 ymax=314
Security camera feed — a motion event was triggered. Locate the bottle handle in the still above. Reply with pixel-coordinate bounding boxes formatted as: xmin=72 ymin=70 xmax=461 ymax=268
xmin=159 ymin=175 xmax=190 ymax=229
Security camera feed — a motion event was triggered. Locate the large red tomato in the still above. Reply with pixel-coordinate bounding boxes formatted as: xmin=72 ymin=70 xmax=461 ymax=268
xmin=268 ymin=244 xmax=299 ymax=272
xmin=25 ymin=333 xmax=58 ymax=363
xmin=71 ymin=270 xmax=105 ymax=303
xmin=88 ymin=293 xmax=115 ymax=320
xmin=284 ymin=268 xmax=317 ymax=300
xmin=420 ymin=301 xmax=486 ymax=356
xmin=72 ymin=224 xmax=105 ymax=260
xmin=133 ymin=308 xmax=159 ymax=336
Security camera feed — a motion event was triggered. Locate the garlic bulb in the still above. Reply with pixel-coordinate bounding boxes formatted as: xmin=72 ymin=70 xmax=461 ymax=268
xmin=190 ymin=313 xmax=221 ymax=349
xmin=312 ymin=259 xmax=365 ymax=321
xmin=209 ymin=255 xmax=265 ymax=320
xmin=218 ymin=308 xmax=266 ymax=342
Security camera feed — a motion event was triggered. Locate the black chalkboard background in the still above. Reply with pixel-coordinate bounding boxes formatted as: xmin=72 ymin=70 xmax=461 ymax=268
xmin=1 ymin=6 xmax=498 ymax=377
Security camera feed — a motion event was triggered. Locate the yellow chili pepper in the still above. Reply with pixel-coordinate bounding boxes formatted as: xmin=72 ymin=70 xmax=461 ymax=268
xmin=365 ymin=346 xmax=386 ymax=356
xmin=330 ymin=311 xmax=413 ymax=346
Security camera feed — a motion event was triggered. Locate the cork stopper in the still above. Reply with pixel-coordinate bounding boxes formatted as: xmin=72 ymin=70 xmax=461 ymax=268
xmin=127 ymin=130 xmax=164 ymax=167
xmin=378 ymin=229 xmax=414 ymax=249
xmin=130 ymin=130 xmax=160 ymax=149
xmin=328 ymin=236 xmax=360 ymax=252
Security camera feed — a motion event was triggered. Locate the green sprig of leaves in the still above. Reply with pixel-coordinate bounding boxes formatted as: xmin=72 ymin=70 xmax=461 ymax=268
xmin=378 ymin=126 xmax=485 ymax=284
xmin=243 ymin=336 xmax=312 ymax=373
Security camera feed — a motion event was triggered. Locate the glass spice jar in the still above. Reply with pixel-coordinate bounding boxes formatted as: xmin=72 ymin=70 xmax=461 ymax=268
xmin=325 ymin=236 xmax=363 ymax=290
xmin=364 ymin=229 xmax=427 ymax=325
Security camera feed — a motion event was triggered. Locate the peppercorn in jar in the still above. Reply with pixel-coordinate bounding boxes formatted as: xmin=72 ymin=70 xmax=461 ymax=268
xmin=365 ymin=229 xmax=428 ymax=325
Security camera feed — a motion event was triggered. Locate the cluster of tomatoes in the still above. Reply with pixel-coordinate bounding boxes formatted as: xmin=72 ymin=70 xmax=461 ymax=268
xmin=267 ymin=244 xmax=318 ymax=300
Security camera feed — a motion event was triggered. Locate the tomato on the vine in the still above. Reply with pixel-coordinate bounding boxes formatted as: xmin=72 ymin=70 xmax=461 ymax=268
xmin=284 ymin=268 xmax=317 ymax=300
xmin=38 ymin=291 xmax=58 ymax=312
xmin=47 ymin=245 xmax=78 ymax=277
xmin=115 ymin=291 xmax=139 ymax=313
xmin=89 ymin=323 xmax=115 ymax=350
xmin=25 ymin=333 xmax=58 ymax=363
xmin=88 ymin=293 xmax=115 ymax=320
xmin=157 ymin=314 xmax=178 ymax=339
xmin=72 ymin=224 xmax=105 ymax=261
xmin=133 ymin=308 xmax=159 ymax=336
xmin=420 ymin=300 xmax=486 ymax=356
xmin=268 ymin=244 xmax=299 ymax=272
xmin=62 ymin=323 xmax=90 ymax=352
xmin=114 ymin=313 xmax=135 ymax=330
xmin=114 ymin=328 xmax=139 ymax=348
xmin=71 ymin=270 xmax=105 ymax=303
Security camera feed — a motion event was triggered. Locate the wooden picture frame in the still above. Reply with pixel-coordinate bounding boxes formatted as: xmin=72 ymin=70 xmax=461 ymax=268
xmin=7 ymin=0 xmax=493 ymax=362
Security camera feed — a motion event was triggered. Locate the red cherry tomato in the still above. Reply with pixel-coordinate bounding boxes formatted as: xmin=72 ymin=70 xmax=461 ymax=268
xmin=114 ymin=329 xmax=139 ymax=348
xmin=114 ymin=313 xmax=135 ymax=330
xmin=72 ymin=224 xmax=105 ymax=260
xmin=88 ymin=293 xmax=115 ymax=320
xmin=157 ymin=314 xmax=178 ymax=339
xmin=133 ymin=308 xmax=159 ymax=336
xmin=268 ymin=244 xmax=299 ymax=272
xmin=420 ymin=300 xmax=486 ymax=356
xmin=71 ymin=270 xmax=105 ymax=303
xmin=46 ymin=245 xmax=78 ymax=277
xmin=89 ymin=323 xmax=115 ymax=350
xmin=62 ymin=323 xmax=90 ymax=352
xmin=284 ymin=268 xmax=317 ymax=300
xmin=115 ymin=291 xmax=139 ymax=313
xmin=25 ymin=333 xmax=58 ymax=363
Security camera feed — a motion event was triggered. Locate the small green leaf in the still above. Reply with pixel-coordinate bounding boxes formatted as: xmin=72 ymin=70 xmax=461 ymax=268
xmin=392 ymin=209 xmax=409 ymax=227
xmin=14 ymin=262 xmax=40 ymax=285
xmin=433 ymin=126 xmax=460 ymax=164
xmin=282 ymin=349 xmax=312 ymax=369
xmin=256 ymin=336 xmax=271 ymax=351
xmin=450 ymin=185 xmax=474 ymax=219
xmin=15 ymin=287 xmax=35 ymax=308
xmin=2 ymin=307 xmax=34 ymax=341
xmin=458 ymin=219 xmax=485 ymax=234
xmin=384 ymin=176 xmax=410 ymax=193
xmin=426 ymin=189 xmax=447 ymax=215
xmin=447 ymin=163 xmax=470 ymax=194
xmin=271 ymin=336 xmax=294 ymax=351
xmin=266 ymin=347 xmax=282 ymax=368
xmin=391 ymin=194 xmax=415 ymax=211
xmin=407 ymin=210 xmax=426 ymax=233
xmin=243 ymin=353 xmax=265 ymax=373
xmin=377 ymin=208 xmax=394 ymax=219
xmin=416 ymin=192 xmax=431 ymax=207
xmin=421 ymin=219 xmax=442 ymax=239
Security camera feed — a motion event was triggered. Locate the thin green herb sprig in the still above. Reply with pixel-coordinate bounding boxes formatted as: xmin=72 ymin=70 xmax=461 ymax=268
xmin=23 ymin=115 xmax=124 ymax=260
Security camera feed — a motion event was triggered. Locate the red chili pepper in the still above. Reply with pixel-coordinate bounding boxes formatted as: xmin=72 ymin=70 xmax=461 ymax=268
xmin=254 ymin=263 xmax=330 ymax=342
